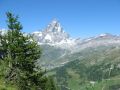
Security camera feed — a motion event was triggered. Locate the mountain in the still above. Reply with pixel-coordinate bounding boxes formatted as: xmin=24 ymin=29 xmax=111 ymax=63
xmin=32 ymin=20 xmax=120 ymax=70
xmin=32 ymin=19 xmax=120 ymax=52
xmin=32 ymin=19 xmax=77 ymax=69
xmin=31 ymin=20 xmax=120 ymax=90
xmin=74 ymin=33 xmax=120 ymax=52
xmin=32 ymin=19 xmax=77 ymax=49
xmin=1 ymin=20 xmax=120 ymax=90
xmin=1 ymin=20 xmax=120 ymax=70
xmin=50 ymin=45 xmax=120 ymax=90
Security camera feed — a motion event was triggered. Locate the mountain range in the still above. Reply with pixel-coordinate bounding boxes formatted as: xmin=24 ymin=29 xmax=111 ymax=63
xmin=1 ymin=19 xmax=120 ymax=90
xmin=31 ymin=19 xmax=120 ymax=69
xmin=32 ymin=20 xmax=120 ymax=90
xmin=1 ymin=19 xmax=120 ymax=69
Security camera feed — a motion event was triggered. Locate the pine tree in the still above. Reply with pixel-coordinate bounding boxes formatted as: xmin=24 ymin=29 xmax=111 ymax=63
xmin=0 ymin=12 xmax=58 ymax=90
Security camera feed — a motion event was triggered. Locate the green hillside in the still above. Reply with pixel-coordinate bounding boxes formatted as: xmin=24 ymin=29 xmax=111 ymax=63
xmin=37 ymin=44 xmax=70 ymax=69
xmin=48 ymin=45 xmax=120 ymax=90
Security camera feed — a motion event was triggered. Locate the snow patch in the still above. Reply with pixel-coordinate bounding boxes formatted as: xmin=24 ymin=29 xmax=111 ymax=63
xmin=44 ymin=34 xmax=52 ymax=41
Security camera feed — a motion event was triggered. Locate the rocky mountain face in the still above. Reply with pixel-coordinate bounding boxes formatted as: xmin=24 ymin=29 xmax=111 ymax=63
xmin=32 ymin=19 xmax=76 ymax=68
xmin=31 ymin=19 xmax=120 ymax=69
xmin=1 ymin=20 xmax=120 ymax=69
xmin=32 ymin=19 xmax=77 ymax=50
xmin=1 ymin=20 xmax=120 ymax=90
xmin=32 ymin=19 xmax=120 ymax=52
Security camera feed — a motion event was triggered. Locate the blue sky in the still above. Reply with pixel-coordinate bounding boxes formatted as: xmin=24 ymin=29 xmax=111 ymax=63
xmin=0 ymin=0 xmax=120 ymax=38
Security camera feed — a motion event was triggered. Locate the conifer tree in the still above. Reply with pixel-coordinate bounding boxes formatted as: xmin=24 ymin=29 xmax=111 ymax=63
xmin=0 ymin=12 xmax=58 ymax=90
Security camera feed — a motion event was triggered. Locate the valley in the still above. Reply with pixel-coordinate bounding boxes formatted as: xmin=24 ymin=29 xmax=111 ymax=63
xmin=1 ymin=19 xmax=120 ymax=90
xmin=32 ymin=20 xmax=120 ymax=90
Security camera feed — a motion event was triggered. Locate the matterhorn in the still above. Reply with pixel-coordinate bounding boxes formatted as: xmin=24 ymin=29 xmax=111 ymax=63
xmin=32 ymin=19 xmax=77 ymax=49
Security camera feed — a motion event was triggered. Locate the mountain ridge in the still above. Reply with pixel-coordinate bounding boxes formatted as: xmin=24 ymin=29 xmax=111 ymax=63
xmin=1 ymin=20 xmax=120 ymax=69
xmin=1 ymin=20 xmax=120 ymax=90
xmin=31 ymin=19 xmax=120 ymax=52
xmin=1 ymin=19 xmax=120 ymax=49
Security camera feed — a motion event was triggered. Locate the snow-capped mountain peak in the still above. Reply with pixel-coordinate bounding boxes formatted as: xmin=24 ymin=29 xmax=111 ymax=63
xmin=98 ymin=33 xmax=114 ymax=38
xmin=32 ymin=19 xmax=76 ymax=48
xmin=45 ymin=19 xmax=63 ymax=33
xmin=32 ymin=20 xmax=120 ymax=51
xmin=99 ymin=33 xmax=109 ymax=37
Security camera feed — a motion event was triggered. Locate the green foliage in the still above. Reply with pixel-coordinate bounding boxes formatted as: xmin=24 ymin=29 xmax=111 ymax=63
xmin=51 ymin=46 xmax=120 ymax=90
xmin=45 ymin=76 xmax=58 ymax=90
xmin=109 ymin=84 xmax=120 ymax=90
xmin=56 ymin=67 xmax=68 ymax=90
xmin=0 ymin=12 xmax=58 ymax=90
